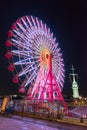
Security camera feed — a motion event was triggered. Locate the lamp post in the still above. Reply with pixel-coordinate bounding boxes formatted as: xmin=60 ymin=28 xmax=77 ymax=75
xmin=79 ymin=96 xmax=83 ymax=123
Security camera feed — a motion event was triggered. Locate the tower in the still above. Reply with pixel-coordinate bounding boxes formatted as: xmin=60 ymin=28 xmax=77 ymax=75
xmin=70 ymin=66 xmax=79 ymax=98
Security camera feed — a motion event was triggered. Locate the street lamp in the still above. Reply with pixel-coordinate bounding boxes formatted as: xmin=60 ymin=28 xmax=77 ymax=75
xmin=79 ymin=96 xmax=84 ymax=123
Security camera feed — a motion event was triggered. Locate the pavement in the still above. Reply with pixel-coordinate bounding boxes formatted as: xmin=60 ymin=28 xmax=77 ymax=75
xmin=0 ymin=115 xmax=87 ymax=130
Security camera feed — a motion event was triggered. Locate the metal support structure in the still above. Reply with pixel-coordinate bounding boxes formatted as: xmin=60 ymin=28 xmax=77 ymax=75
xmin=27 ymin=53 xmax=69 ymax=115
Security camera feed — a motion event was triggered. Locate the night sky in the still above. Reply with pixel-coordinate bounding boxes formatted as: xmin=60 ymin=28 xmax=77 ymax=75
xmin=0 ymin=0 xmax=87 ymax=97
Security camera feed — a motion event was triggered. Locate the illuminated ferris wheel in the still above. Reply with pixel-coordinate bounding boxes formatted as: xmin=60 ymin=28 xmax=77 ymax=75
xmin=5 ymin=16 xmax=65 ymax=100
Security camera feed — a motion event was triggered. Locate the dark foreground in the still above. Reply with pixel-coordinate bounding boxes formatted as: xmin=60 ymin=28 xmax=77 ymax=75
xmin=0 ymin=115 xmax=87 ymax=130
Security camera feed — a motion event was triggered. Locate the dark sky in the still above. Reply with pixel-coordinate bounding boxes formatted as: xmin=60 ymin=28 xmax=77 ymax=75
xmin=0 ymin=0 xmax=87 ymax=97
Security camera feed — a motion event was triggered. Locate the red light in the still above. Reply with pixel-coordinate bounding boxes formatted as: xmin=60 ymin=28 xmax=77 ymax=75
xmin=8 ymin=64 xmax=14 ymax=71
xmin=5 ymin=51 xmax=12 ymax=59
xmin=11 ymin=24 xmax=16 ymax=29
xmin=19 ymin=87 xmax=25 ymax=93
xmin=12 ymin=76 xmax=19 ymax=83
xmin=5 ymin=40 xmax=12 ymax=47
xmin=8 ymin=31 xmax=13 ymax=37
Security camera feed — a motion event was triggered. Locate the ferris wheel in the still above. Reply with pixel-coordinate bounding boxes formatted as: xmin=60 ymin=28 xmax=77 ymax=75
xmin=5 ymin=15 xmax=65 ymax=100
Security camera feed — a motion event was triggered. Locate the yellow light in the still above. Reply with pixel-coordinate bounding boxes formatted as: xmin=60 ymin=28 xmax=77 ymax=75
xmin=79 ymin=96 xmax=82 ymax=99
xmin=41 ymin=48 xmax=51 ymax=67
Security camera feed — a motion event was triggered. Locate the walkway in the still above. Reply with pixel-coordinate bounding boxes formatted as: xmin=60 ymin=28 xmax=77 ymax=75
xmin=0 ymin=115 xmax=87 ymax=130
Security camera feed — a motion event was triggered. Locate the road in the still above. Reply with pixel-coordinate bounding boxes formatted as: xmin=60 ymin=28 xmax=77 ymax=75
xmin=0 ymin=115 xmax=87 ymax=130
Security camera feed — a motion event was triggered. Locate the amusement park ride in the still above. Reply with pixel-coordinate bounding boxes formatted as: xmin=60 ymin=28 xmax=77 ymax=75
xmin=5 ymin=16 xmax=69 ymax=115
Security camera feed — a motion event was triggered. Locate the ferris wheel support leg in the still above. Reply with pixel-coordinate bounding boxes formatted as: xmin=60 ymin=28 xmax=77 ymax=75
xmin=62 ymin=100 xmax=69 ymax=116
xmin=49 ymin=54 xmax=53 ymax=100
xmin=54 ymin=77 xmax=69 ymax=116
xmin=39 ymin=71 xmax=50 ymax=99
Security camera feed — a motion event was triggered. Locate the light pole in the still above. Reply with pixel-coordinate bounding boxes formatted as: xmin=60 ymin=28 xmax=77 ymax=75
xmin=79 ymin=97 xmax=83 ymax=123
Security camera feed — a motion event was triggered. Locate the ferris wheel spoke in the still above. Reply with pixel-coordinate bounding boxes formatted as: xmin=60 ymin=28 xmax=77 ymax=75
xmin=53 ymin=68 xmax=59 ymax=79
xmin=55 ymin=48 xmax=61 ymax=54
xmin=19 ymin=61 xmax=40 ymax=78
xmin=32 ymin=44 xmax=40 ymax=53
xmin=19 ymin=65 xmax=35 ymax=77
xmin=13 ymin=30 xmax=28 ymax=44
xmin=47 ymin=28 xmax=51 ymax=37
xmin=54 ymin=62 xmax=64 ymax=76
xmin=26 ymin=16 xmax=33 ymax=27
xmin=12 ymin=39 xmax=40 ymax=56
xmin=59 ymin=79 xmax=64 ymax=88
xmin=31 ymin=16 xmax=37 ymax=26
xmin=34 ymin=37 xmax=41 ymax=48
xmin=40 ymin=20 xmax=44 ymax=31
xmin=51 ymin=43 xmax=59 ymax=53
xmin=59 ymin=69 xmax=65 ymax=77
xmin=13 ymin=29 xmax=33 ymax=46
xmin=54 ymin=43 xmax=58 ymax=49
xmin=36 ymin=17 xmax=40 ymax=27
xmin=32 ymin=43 xmax=41 ymax=54
xmin=59 ymin=73 xmax=64 ymax=82
xmin=14 ymin=58 xmax=30 ymax=65
xmin=53 ymin=62 xmax=64 ymax=80
xmin=44 ymin=24 xmax=47 ymax=34
xmin=33 ymin=38 xmax=41 ymax=48
xmin=14 ymin=57 xmax=30 ymax=65
xmin=53 ymin=60 xmax=59 ymax=68
xmin=28 ymin=45 xmax=41 ymax=55
xmin=25 ymin=69 xmax=37 ymax=86
xmin=21 ymin=17 xmax=29 ymax=28
xmin=14 ymin=56 xmax=40 ymax=65
xmin=31 ymin=70 xmax=42 ymax=95
xmin=58 ymin=62 xmax=64 ymax=70
xmin=61 ymin=71 xmax=65 ymax=77
xmin=19 ymin=66 xmax=31 ymax=77
xmin=60 ymin=66 xmax=65 ymax=73
xmin=52 ymin=37 xmax=56 ymax=43
xmin=12 ymin=50 xmax=40 ymax=59
xmin=16 ymin=22 xmax=26 ymax=32
xmin=11 ymin=39 xmax=30 ymax=51
xmin=19 ymin=59 xmax=40 ymax=77
xmin=50 ymin=32 xmax=53 ymax=39
xmin=12 ymin=50 xmax=29 ymax=57
xmin=54 ymin=57 xmax=63 ymax=65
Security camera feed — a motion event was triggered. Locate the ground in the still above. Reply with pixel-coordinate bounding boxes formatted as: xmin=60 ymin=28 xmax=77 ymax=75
xmin=0 ymin=115 xmax=87 ymax=130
